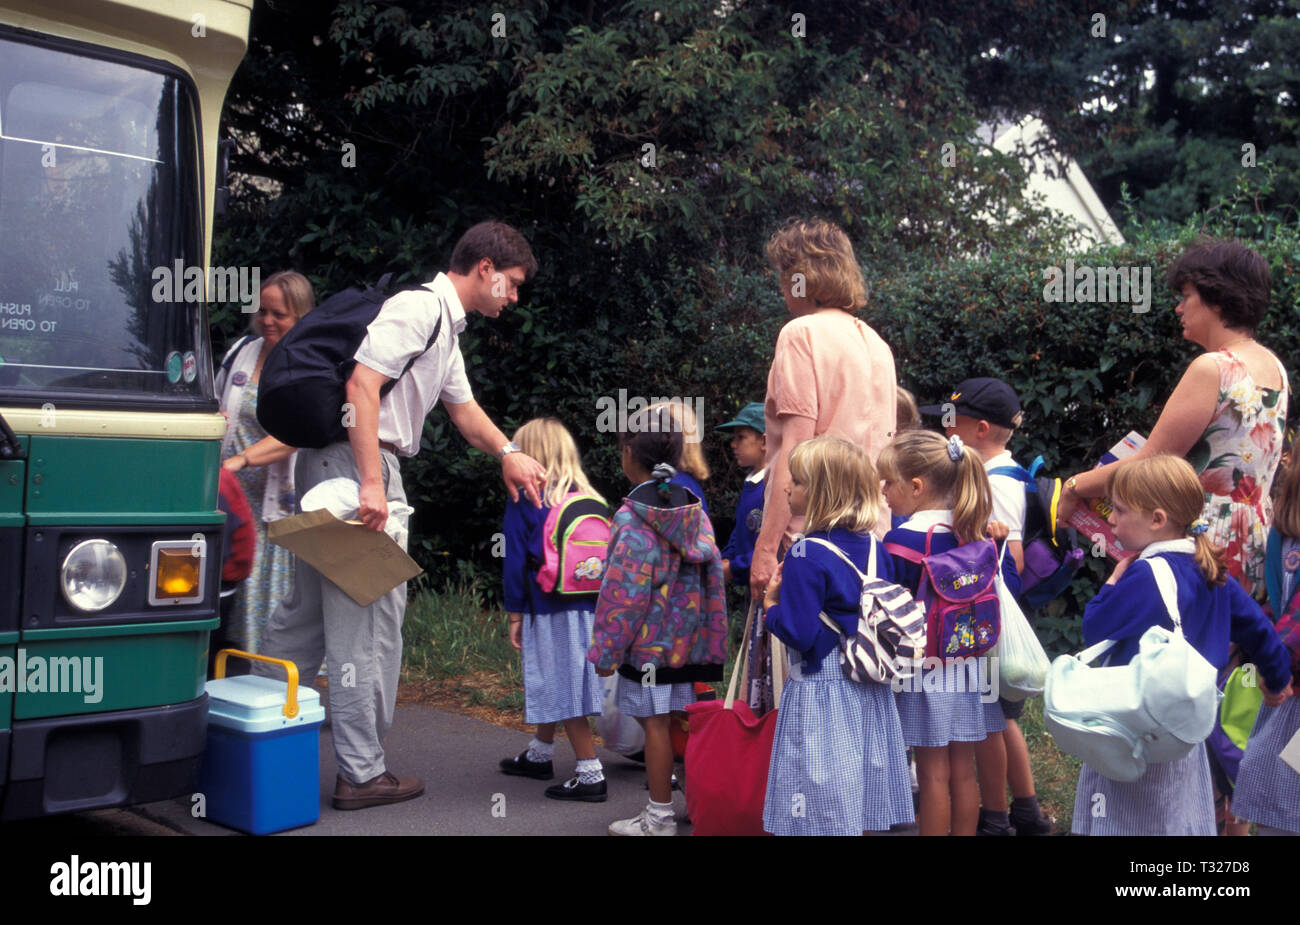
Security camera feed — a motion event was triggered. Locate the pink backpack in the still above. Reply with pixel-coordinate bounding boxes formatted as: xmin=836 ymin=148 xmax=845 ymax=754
xmin=536 ymin=493 xmax=612 ymax=596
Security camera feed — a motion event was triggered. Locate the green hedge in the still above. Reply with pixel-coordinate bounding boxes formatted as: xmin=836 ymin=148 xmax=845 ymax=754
xmin=212 ymin=203 xmax=1300 ymax=655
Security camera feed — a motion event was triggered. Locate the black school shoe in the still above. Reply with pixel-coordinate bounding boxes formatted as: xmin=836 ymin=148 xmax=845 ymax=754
xmin=544 ymin=775 xmax=608 ymax=802
xmin=499 ymin=750 xmax=554 ymax=780
xmin=976 ymin=809 xmax=1016 ymax=836
xmin=1011 ymin=812 xmax=1054 ymax=836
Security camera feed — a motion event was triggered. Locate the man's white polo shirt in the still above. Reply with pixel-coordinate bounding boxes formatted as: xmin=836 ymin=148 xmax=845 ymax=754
xmin=353 ymin=272 xmax=472 ymax=457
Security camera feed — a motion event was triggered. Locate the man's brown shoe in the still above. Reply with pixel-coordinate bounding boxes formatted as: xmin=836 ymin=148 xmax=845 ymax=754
xmin=332 ymin=771 xmax=425 ymax=810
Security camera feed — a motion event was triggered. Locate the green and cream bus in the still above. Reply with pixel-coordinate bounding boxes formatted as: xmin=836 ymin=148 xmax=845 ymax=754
xmin=0 ymin=0 xmax=251 ymax=818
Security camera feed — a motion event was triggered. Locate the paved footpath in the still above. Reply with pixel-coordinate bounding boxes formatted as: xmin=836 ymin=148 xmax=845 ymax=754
xmin=132 ymin=701 xmax=692 ymax=836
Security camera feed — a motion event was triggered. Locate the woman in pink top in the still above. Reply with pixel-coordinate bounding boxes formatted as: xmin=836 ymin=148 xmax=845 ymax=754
xmin=749 ymin=218 xmax=898 ymax=609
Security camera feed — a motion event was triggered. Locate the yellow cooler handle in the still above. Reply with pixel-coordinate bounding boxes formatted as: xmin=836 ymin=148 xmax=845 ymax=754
xmin=213 ymin=648 xmax=300 ymax=719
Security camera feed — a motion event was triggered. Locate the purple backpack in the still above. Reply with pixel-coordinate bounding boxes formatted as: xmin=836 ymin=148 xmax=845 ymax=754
xmin=885 ymin=526 xmax=1001 ymax=662
xmin=535 ymin=493 xmax=612 ymax=596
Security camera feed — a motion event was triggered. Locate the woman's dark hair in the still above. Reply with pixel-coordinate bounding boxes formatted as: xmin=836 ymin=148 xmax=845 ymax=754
xmin=619 ymin=405 xmax=684 ymax=474
xmin=1167 ymin=238 xmax=1271 ymax=332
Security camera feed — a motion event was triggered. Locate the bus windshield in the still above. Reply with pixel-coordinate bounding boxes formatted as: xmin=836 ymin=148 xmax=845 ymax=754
xmin=0 ymin=31 xmax=209 ymax=405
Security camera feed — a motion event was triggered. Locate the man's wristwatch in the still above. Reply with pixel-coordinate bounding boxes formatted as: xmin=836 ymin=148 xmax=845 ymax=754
xmin=498 ymin=441 xmax=521 ymax=461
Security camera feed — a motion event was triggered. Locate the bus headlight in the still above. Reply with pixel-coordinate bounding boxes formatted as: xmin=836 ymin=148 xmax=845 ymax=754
xmin=60 ymin=539 xmax=128 ymax=612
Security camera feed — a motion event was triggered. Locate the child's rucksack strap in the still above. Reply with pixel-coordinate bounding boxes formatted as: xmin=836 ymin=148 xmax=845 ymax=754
xmin=800 ymin=536 xmax=875 ymax=581
xmin=883 ymin=541 xmax=924 ymax=564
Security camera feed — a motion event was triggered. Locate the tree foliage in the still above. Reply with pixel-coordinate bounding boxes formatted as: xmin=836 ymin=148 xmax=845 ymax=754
xmin=210 ymin=2 xmax=1300 ymax=632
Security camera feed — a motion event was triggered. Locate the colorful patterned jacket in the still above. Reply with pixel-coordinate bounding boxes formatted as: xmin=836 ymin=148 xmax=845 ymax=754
xmin=587 ymin=481 xmax=728 ymax=682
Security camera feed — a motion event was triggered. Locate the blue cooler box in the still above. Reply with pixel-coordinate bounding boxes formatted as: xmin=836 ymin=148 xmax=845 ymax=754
xmin=199 ymin=673 xmax=325 ymax=835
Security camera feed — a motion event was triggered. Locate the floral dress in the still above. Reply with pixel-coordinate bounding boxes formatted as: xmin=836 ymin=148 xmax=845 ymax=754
xmin=227 ymin=382 xmax=296 ymax=653
xmin=1186 ymin=349 xmax=1289 ymax=597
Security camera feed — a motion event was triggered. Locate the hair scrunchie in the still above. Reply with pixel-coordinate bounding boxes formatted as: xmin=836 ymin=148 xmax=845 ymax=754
xmin=651 ymin=463 xmax=677 ymax=501
xmin=1188 ymin=517 xmax=1210 ymax=536
xmin=946 ymin=434 xmax=964 ymax=462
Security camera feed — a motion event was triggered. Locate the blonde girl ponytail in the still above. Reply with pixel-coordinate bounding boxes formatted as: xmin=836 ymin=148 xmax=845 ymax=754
xmin=876 ymin=431 xmax=992 ymax=545
xmin=1190 ymin=522 xmax=1227 ymax=587
xmin=949 ymin=437 xmax=993 ymax=545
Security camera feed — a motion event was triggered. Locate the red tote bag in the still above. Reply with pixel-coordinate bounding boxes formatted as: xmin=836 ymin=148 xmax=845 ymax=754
xmin=685 ymin=602 xmax=785 ymax=836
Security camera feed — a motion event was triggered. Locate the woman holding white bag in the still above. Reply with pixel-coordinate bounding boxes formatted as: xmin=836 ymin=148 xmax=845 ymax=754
xmin=1067 ymin=455 xmax=1291 ymax=836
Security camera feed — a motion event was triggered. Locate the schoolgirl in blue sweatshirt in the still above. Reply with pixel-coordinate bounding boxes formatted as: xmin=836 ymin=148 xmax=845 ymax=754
xmin=1232 ymin=509 xmax=1300 ymax=835
xmin=761 ymin=436 xmax=914 ymax=835
xmin=497 ymin=418 xmax=607 ymax=803
xmin=878 ymin=430 xmax=1019 ymax=836
xmin=1070 ymin=454 xmax=1292 ymax=836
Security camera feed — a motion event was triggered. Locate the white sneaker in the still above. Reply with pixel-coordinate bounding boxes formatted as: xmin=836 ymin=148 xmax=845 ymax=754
xmin=608 ymin=808 xmax=676 ymax=836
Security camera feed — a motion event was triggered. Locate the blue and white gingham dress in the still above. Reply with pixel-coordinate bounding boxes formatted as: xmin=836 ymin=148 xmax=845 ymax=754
xmin=1070 ymin=743 xmax=1216 ymax=835
xmin=762 ymin=654 xmax=915 ymax=835
xmin=982 ymin=697 xmax=1007 ymax=734
xmin=614 ymin=673 xmax=696 ymax=718
xmin=1230 ymin=699 xmax=1300 ymax=833
xmin=894 ymin=660 xmax=991 ymax=747
xmin=521 ymin=606 xmax=603 ymax=725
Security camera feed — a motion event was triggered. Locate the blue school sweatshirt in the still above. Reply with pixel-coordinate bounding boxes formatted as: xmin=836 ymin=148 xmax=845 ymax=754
xmin=764 ymin=528 xmax=893 ymax=675
xmin=1083 ymin=544 xmax=1291 ymax=693
xmin=721 ymin=469 xmax=766 ymax=586
xmin=670 ymin=471 xmax=709 ymax=517
xmin=502 ymin=494 xmax=595 ymax=616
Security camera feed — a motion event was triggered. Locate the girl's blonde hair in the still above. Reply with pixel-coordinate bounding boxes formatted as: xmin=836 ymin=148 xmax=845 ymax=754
xmin=511 ymin=418 xmax=604 ymax=508
xmin=648 ymin=401 xmax=709 ymax=482
xmin=1108 ymin=454 xmax=1226 ymax=586
xmin=765 ymin=217 xmax=868 ymax=311
xmin=1272 ymin=439 xmax=1300 ymax=540
xmin=876 ymin=430 xmax=991 ymax=545
xmin=788 ymin=435 xmax=881 ymax=534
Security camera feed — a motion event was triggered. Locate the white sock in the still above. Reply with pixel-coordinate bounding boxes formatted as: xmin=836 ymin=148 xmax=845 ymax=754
xmin=526 ymin=737 xmax=554 ymax=762
xmin=647 ymin=798 xmax=674 ymax=822
xmin=575 ymin=757 xmax=604 ymax=784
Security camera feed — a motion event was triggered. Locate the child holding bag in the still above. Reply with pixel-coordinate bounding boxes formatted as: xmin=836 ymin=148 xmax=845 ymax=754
xmin=760 ymin=436 xmax=914 ymax=835
xmin=878 ymin=430 xmax=1019 ymax=836
xmin=1070 ymin=454 xmax=1292 ymax=835
xmin=588 ymin=404 xmax=728 ymax=836
xmin=498 ymin=418 xmax=608 ymax=800
xmin=1215 ymin=450 xmax=1300 ymax=836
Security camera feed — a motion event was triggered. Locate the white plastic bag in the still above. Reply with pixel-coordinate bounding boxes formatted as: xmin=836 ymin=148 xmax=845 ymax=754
xmin=994 ymin=543 xmax=1050 ymax=701
xmin=594 ymin=673 xmax=644 ymax=756
xmin=300 ymin=477 xmax=414 ymax=548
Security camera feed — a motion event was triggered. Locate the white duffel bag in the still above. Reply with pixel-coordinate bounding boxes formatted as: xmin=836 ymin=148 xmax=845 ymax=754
xmin=1043 ymin=547 xmax=1219 ymax=782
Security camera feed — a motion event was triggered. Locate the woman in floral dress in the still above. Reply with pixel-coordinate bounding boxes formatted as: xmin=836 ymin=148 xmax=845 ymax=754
xmin=1060 ymin=239 xmax=1287 ymax=596
xmin=1058 ymin=239 xmax=1287 ymax=835
xmin=215 ymin=271 xmax=316 ymax=654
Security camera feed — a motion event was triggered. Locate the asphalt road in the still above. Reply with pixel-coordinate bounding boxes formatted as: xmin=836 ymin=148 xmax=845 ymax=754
xmin=85 ymin=703 xmax=692 ymax=837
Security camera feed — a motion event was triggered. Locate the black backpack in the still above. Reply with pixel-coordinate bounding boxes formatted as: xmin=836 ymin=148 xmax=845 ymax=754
xmin=987 ymin=456 xmax=1084 ymax=609
xmin=256 ymin=274 xmax=442 ymax=449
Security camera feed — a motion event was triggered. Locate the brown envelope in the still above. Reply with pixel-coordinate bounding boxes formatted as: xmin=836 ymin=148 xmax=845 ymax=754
xmin=268 ymin=509 xmax=423 ymax=607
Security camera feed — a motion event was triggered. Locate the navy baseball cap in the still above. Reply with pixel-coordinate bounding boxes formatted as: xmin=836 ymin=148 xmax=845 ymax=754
xmin=919 ymin=378 xmax=1021 ymax=429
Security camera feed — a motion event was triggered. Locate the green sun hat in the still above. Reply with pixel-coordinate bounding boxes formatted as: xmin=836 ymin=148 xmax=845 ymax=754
xmin=716 ymin=402 xmax=765 ymax=434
